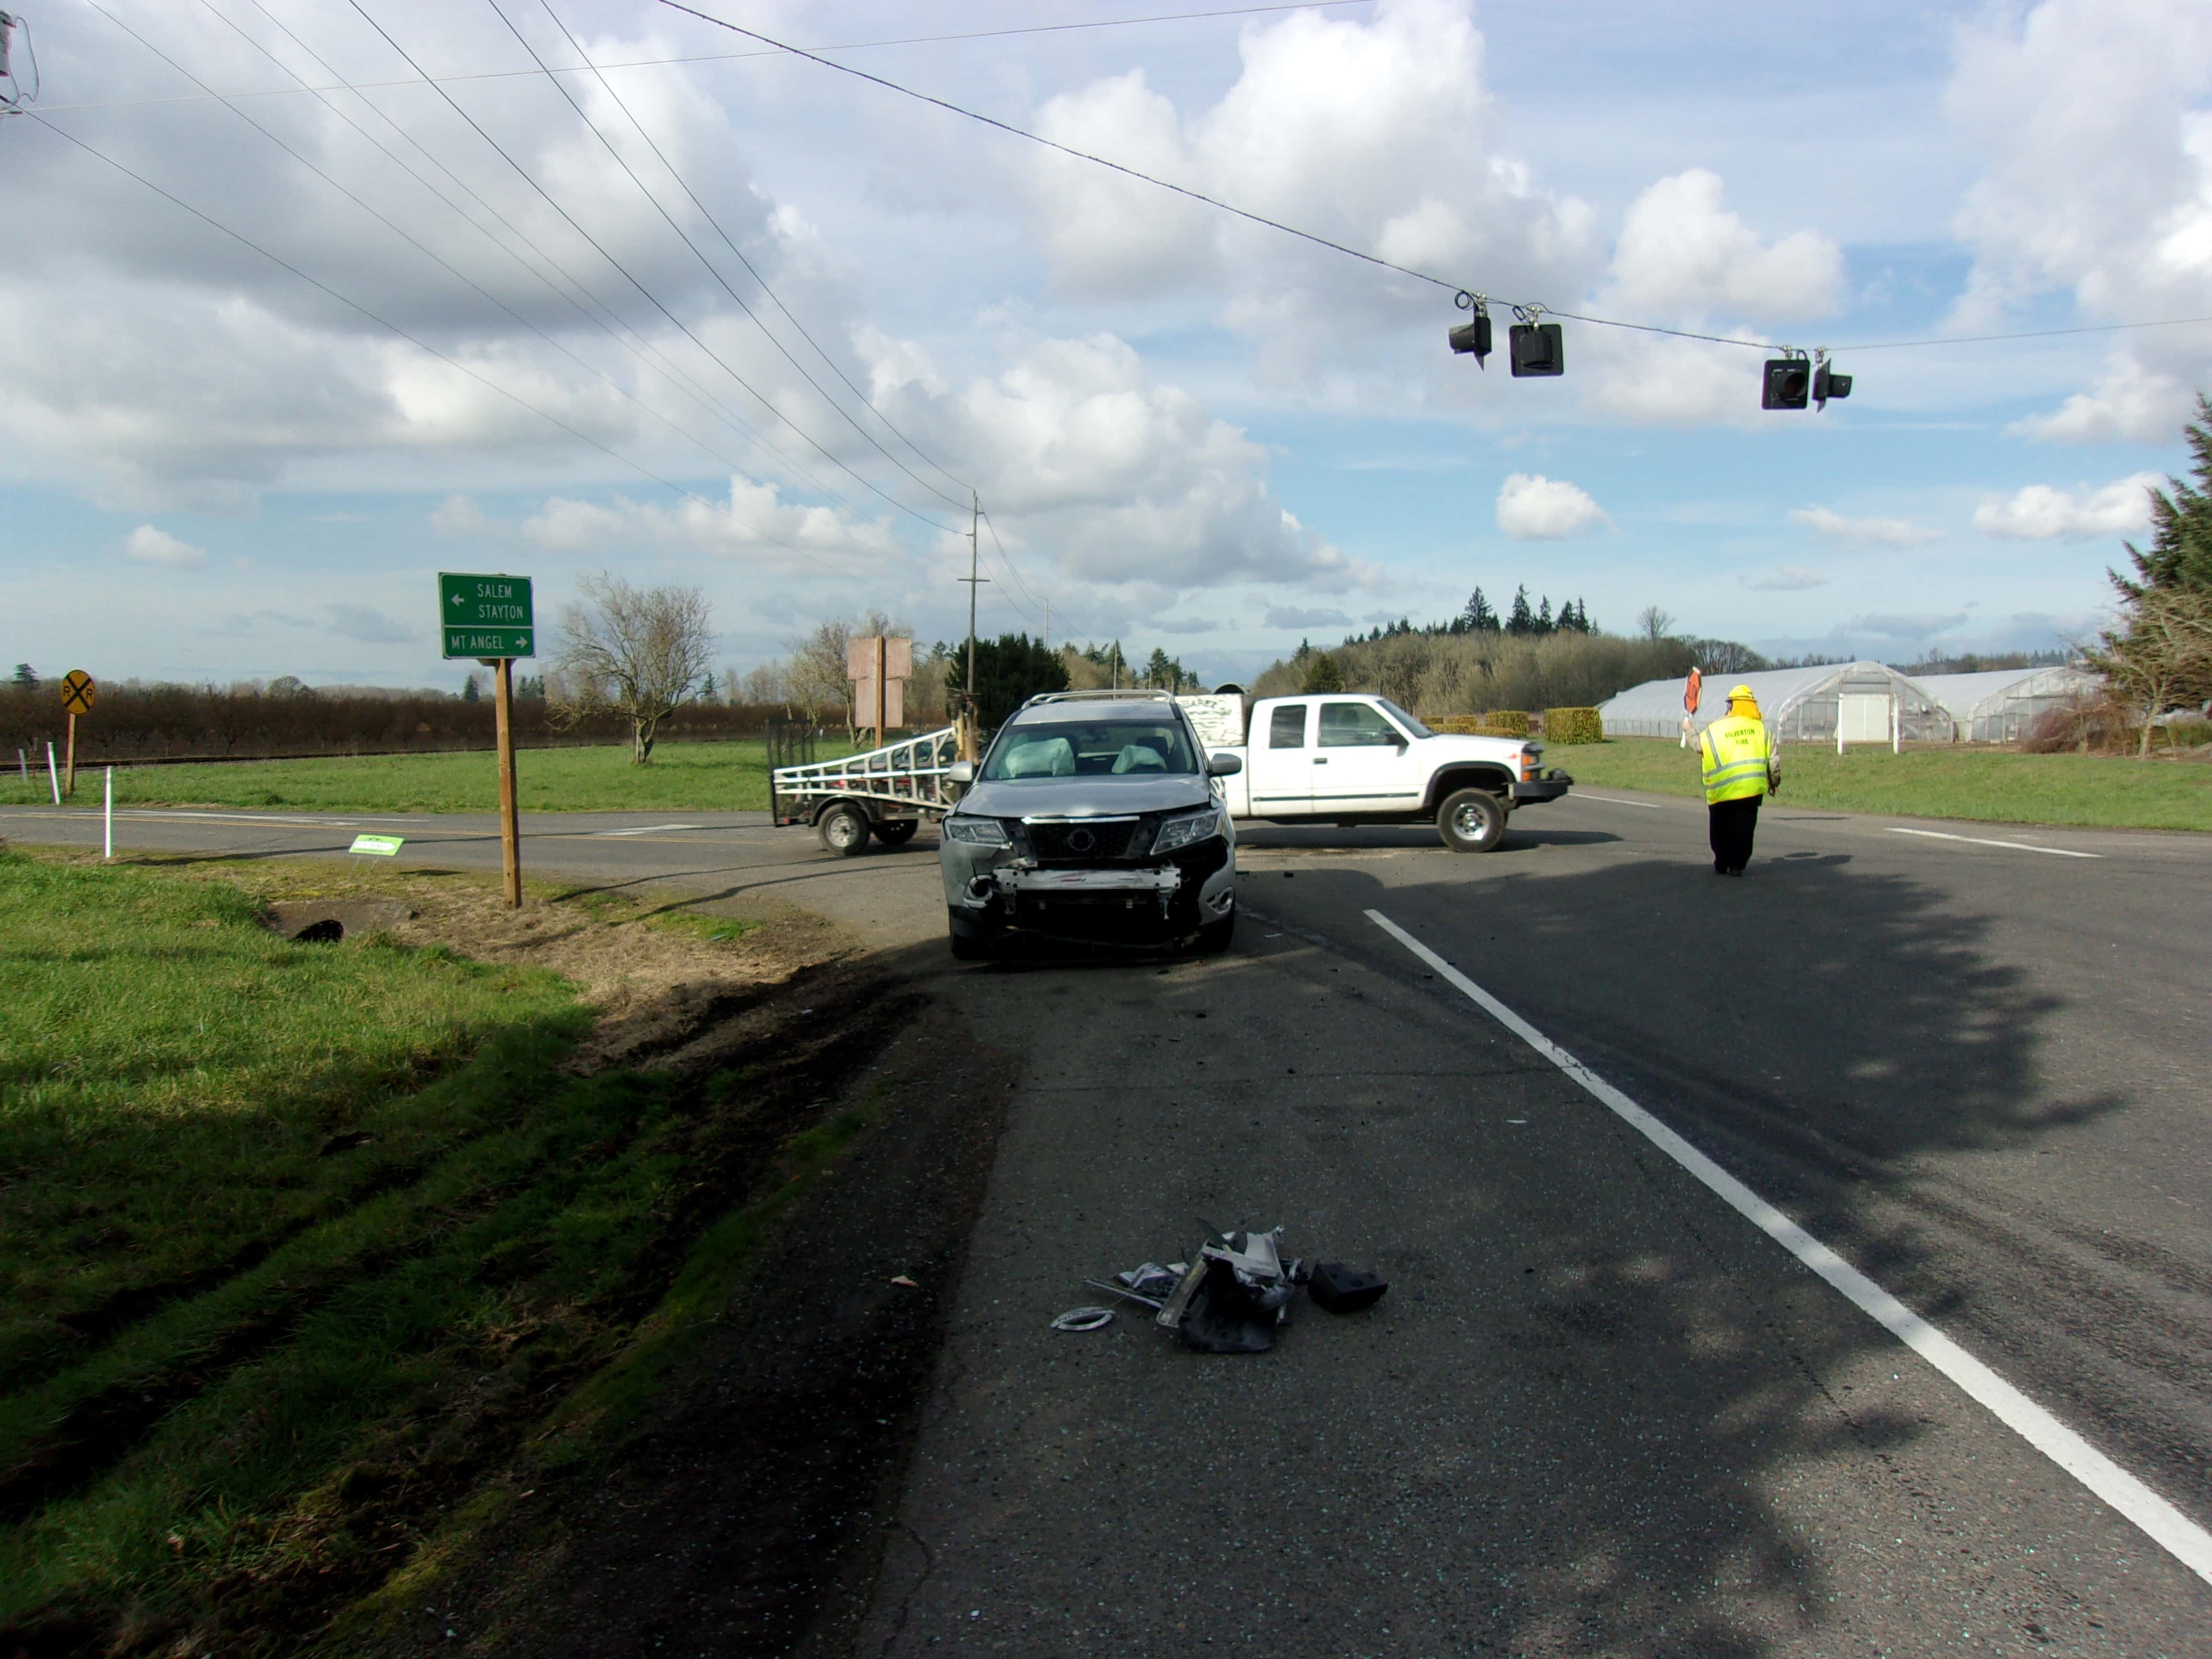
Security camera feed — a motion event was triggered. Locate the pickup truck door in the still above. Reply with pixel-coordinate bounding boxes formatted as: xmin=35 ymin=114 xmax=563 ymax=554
xmin=1244 ymin=700 xmax=1315 ymax=813
xmin=1313 ymin=700 xmax=1425 ymax=812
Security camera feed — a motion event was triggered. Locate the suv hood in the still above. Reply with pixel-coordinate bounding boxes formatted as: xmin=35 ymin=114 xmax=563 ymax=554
xmin=957 ymin=775 xmax=1214 ymax=820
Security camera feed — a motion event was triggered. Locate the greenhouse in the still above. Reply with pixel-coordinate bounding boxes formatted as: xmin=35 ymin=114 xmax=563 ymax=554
xmin=1598 ymin=661 xmax=1957 ymax=743
xmin=1912 ymin=666 xmax=2097 ymax=744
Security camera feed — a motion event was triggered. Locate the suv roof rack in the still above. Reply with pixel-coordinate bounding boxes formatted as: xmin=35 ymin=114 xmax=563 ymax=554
xmin=1019 ymin=689 xmax=1180 ymax=707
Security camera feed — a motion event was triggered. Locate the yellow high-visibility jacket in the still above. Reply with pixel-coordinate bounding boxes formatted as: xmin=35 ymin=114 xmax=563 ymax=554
xmin=1700 ymin=713 xmax=1777 ymax=805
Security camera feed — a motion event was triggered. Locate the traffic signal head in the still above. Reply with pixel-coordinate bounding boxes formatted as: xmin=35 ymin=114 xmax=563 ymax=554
xmin=1762 ymin=357 xmax=1810 ymax=410
xmin=1448 ymin=313 xmax=1492 ymax=366
xmin=1814 ymin=363 xmax=1851 ymax=410
xmin=1510 ymin=322 xmax=1565 ymax=377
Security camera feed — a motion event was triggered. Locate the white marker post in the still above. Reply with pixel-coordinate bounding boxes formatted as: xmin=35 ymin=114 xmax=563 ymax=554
xmin=46 ymin=742 xmax=60 ymax=805
xmin=104 ymin=767 xmax=113 ymax=861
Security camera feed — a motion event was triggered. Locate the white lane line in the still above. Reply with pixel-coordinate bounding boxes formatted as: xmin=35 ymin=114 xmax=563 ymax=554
xmin=1364 ymin=906 xmax=2212 ymax=1589
xmin=117 ymin=809 xmax=363 ymax=828
xmin=587 ymin=823 xmax=710 ymax=837
xmin=1571 ymin=793 xmax=1670 ymax=810
xmin=1887 ymin=827 xmax=2101 ymax=859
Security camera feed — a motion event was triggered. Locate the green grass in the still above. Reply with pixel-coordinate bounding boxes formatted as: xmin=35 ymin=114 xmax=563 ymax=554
xmin=0 ymin=850 xmax=842 ymax=1649
xmin=1559 ymin=738 xmax=2212 ymax=831
xmin=0 ymin=738 xmax=859 ymax=815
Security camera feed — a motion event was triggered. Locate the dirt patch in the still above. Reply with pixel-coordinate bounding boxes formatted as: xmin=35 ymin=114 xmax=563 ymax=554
xmin=343 ymin=954 xmax=1017 ymax=1659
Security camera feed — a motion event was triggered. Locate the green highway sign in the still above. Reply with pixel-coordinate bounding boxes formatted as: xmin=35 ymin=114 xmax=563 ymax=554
xmin=439 ymin=572 xmax=535 ymax=659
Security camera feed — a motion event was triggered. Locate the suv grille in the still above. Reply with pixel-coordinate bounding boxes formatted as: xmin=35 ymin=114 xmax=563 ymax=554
xmin=1022 ymin=817 xmax=1146 ymax=864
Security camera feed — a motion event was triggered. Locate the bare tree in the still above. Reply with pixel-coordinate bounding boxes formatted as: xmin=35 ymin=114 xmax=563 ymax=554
xmin=783 ymin=610 xmax=910 ymax=737
xmin=1636 ymin=605 xmax=1677 ymax=641
xmin=2084 ymin=586 xmax=2212 ymax=757
xmin=549 ymin=574 xmax=714 ymax=764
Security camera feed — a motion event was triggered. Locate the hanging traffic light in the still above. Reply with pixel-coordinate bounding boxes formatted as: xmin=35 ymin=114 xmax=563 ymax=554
xmin=1509 ymin=306 xmax=1563 ymax=377
xmin=1761 ymin=352 xmax=1811 ymax=410
xmin=1814 ymin=353 xmax=1851 ymax=411
xmin=1449 ymin=291 xmax=1492 ymax=366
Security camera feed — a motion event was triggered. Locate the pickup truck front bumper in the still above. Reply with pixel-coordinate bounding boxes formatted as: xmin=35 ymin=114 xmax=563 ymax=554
xmin=1511 ymin=770 xmax=1573 ymax=804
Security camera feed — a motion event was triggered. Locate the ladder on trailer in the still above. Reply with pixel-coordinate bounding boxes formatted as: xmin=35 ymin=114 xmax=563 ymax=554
xmin=770 ymin=725 xmax=963 ymax=827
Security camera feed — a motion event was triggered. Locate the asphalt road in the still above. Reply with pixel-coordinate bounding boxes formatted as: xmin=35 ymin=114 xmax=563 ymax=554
xmin=7 ymin=792 xmax=2209 ymax=1655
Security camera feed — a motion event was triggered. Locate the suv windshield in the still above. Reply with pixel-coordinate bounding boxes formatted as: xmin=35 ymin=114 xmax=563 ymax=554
xmin=983 ymin=720 xmax=1199 ymax=781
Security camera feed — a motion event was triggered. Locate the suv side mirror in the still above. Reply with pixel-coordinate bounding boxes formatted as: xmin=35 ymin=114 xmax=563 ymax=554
xmin=1206 ymin=751 xmax=1243 ymax=777
xmin=947 ymin=760 xmax=975 ymax=783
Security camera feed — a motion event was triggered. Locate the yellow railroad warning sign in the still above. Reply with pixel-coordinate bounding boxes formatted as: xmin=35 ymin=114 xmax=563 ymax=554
xmin=60 ymin=671 xmax=96 ymax=716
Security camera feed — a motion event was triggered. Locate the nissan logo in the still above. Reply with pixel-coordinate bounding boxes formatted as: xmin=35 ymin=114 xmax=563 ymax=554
xmin=1068 ymin=828 xmax=1096 ymax=853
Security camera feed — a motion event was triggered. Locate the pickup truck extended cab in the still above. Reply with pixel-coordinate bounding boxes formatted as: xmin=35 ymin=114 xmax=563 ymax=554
xmin=1178 ymin=691 xmax=1572 ymax=853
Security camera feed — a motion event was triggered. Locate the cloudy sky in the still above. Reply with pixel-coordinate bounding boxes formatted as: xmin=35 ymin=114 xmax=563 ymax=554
xmin=3 ymin=0 xmax=2209 ymax=689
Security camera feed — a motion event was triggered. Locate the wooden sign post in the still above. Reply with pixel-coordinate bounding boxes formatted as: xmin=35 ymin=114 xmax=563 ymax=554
xmin=846 ymin=635 xmax=913 ymax=750
xmin=439 ymin=573 xmax=534 ymax=907
xmin=59 ymin=670 xmax=96 ymax=798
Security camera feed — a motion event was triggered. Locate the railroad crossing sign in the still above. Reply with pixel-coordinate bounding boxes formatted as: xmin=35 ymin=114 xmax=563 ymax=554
xmin=438 ymin=572 xmax=534 ymax=659
xmin=60 ymin=670 xmax=96 ymax=715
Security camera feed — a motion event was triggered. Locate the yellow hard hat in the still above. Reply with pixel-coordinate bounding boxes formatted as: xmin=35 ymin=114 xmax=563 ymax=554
xmin=1727 ymin=684 xmax=1756 ymax=701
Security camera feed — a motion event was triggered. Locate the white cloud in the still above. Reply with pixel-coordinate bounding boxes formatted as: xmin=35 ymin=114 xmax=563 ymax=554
xmin=1741 ymin=565 xmax=1829 ymax=592
xmin=122 ymin=526 xmax=206 ymax=568
xmin=324 ymin=603 xmax=413 ymax=645
xmin=1603 ymin=169 xmax=1843 ymax=324
xmin=1843 ymin=613 xmax=1970 ymax=640
xmin=1788 ymin=506 xmax=1940 ymax=547
xmin=521 ymin=476 xmax=903 ymax=571
xmin=1495 ymin=473 xmax=1608 ymax=540
xmin=1948 ymin=0 xmax=2212 ymax=440
xmin=1265 ymin=605 xmax=1353 ymax=628
xmin=432 ymin=495 xmax=488 ymax=539
xmin=1972 ymin=472 xmax=2159 ymax=540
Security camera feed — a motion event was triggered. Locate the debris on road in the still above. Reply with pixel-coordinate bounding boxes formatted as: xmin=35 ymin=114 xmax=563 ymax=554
xmin=1085 ymin=1226 xmax=1389 ymax=1352
xmin=1307 ymin=1261 xmax=1390 ymax=1313
xmin=1051 ymin=1307 xmax=1116 ymax=1332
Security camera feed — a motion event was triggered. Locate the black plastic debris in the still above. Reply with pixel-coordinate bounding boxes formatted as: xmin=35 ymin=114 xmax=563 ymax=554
xmin=1308 ymin=1261 xmax=1389 ymax=1314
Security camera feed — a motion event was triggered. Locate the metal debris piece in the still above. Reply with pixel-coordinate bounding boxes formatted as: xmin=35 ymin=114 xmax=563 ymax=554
xmin=1051 ymin=1306 xmax=1115 ymax=1333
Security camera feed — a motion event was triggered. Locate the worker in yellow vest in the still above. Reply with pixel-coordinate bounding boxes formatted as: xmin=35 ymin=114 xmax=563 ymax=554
xmin=1685 ymin=683 xmax=1780 ymax=876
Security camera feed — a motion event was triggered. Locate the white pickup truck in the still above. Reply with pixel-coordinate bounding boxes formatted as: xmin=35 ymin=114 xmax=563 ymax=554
xmin=1176 ymin=691 xmax=1573 ymax=852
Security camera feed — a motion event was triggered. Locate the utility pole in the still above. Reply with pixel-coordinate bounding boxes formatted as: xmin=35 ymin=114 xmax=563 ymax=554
xmin=956 ymin=489 xmax=989 ymax=760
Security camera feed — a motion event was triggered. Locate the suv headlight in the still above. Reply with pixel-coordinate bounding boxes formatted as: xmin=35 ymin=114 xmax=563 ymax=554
xmin=1151 ymin=805 xmax=1223 ymax=854
xmin=945 ymin=816 xmax=1009 ymax=846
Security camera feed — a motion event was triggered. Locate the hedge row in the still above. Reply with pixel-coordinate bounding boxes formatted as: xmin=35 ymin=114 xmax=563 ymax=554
xmin=1541 ymin=707 xmax=1604 ymax=745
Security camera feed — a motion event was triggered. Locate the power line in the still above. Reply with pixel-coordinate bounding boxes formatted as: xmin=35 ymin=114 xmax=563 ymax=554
xmin=491 ymin=0 xmax=961 ymax=523
xmin=1831 ymin=316 xmax=2212 ymax=353
xmin=344 ymin=0 xmax=931 ymax=527
xmin=21 ymin=109 xmax=875 ymax=576
xmin=536 ymin=0 xmax=975 ymax=508
xmin=979 ymin=508 xmax=1050 ymax=621
xmin=659 ymin=0 xmax=2212 ymax=362
xmin=33 ymin=3 xmax=1379 ymax=116
xmin=216 ymin=0 xmax=866 ymax=509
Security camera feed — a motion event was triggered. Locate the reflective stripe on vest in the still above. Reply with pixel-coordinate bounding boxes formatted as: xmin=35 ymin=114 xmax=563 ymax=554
xmin=1701 ymin=715 xmax=1772 ymax=805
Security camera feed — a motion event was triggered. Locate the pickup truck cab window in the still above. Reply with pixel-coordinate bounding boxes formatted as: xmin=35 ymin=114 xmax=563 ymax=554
xmin=1319 ymin=702 xmax=1407 ymax=748
xmin=982 ymin=720 xmax=1199 ymax=781
xmin=1267 ymin=705 xmax=1308 ymax=748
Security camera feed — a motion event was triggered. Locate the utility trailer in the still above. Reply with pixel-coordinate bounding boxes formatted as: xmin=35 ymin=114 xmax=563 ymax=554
xmin=770 ymin=725 xmax=963 ymax=856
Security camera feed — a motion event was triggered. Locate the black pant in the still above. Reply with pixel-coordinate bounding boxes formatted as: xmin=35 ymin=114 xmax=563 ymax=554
xmin=1707 ymin=794 xmax=1761 ymax=872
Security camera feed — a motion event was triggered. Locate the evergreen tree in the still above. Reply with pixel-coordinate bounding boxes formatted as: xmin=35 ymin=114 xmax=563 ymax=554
xmin=461 ymin=673 xmax=480 ymax=703
xmin=2116 ymin=393 xmax=2212 ymax=598
xmin=12 ymin=663 xmax=38 ymax=691
xmin=1537 ymin=596 xmax=1555 ymax=634
xmin=700 ymin=671 xmax=717 ymax=701
xmin=1461 ymin=588 xmax=1500 ymax=633
xmin=947 ymin=632 xmax=1070 ymax=728
xmin=1505 ymin=585 xmax=1536 ymax=636
xmin=1302 ymin=651 xmax=1345 ymax=693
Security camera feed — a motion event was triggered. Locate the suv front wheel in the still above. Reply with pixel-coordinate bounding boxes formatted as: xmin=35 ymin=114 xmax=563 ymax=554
xmin=1437 ymin=787 xmax=1506 ymax=854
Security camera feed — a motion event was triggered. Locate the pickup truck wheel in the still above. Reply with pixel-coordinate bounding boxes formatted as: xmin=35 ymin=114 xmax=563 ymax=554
xmin=817 ymin=802 xmax=871 ymax=856
xmin=874 ymin=818 xmax=919 ymax=846
xmin=1438 ymin=788 xmax=1507 ymax=854
xmin=1192 ymin=911 xmax=1236 ymax=955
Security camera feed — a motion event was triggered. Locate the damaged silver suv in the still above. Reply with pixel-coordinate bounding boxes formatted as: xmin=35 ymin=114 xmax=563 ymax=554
xmin=939 ymin=691 xmax=1242 ymax=959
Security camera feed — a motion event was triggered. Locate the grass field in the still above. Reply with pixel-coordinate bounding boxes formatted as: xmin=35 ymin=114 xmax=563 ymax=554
xmin=0 ymin=737 xmax=861 ymax=815
xmin=1558 ymin=738 xmax=2212 ymax=831
xmin=0 ymin=849 xmax=839 ymax=1650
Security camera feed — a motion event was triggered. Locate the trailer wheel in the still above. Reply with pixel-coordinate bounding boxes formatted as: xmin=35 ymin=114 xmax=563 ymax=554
xmin=1437 ymin=787 xmax=1506 ymax=854
xmin=874 ymin=818 xmax=919 ymax=846
xmin=817 ymin=802 xmax=872 ymax=856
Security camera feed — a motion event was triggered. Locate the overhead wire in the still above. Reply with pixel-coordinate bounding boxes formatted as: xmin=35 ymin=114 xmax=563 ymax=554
xmin=97 ymin=0 xmax=849 ymax=530
xmin=225 ymin=2 xmax=889 ymax=513
xmin=20 ymin=108 xmax=879 ymax=575
xmin=482 ymin=0 xmax=958 ymax=525
xmin=342 ymin=0 xmax=927 ymax=527
xmin=32 ymin=3 xmax=1379 ymax=116
xmin=979 ymin=509 xmax=1050 ymax=623
xmin=535 ymin=0 xmax=974 ymax=508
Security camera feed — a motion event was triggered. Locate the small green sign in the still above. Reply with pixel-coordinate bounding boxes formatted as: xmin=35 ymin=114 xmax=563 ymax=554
xmin=348 ymin=834 xmax=405 ymax=857
xmin=439 ymin=572 xmax=535 ymax=659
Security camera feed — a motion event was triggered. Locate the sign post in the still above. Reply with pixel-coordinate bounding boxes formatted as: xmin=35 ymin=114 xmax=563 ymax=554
xmin=846 ymin=635 xmax=912 ymax=750
xmin=439 ymin=573 xmax=534 ymax=907
xmin=59 ymin=670 xmax=95 ymax=798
